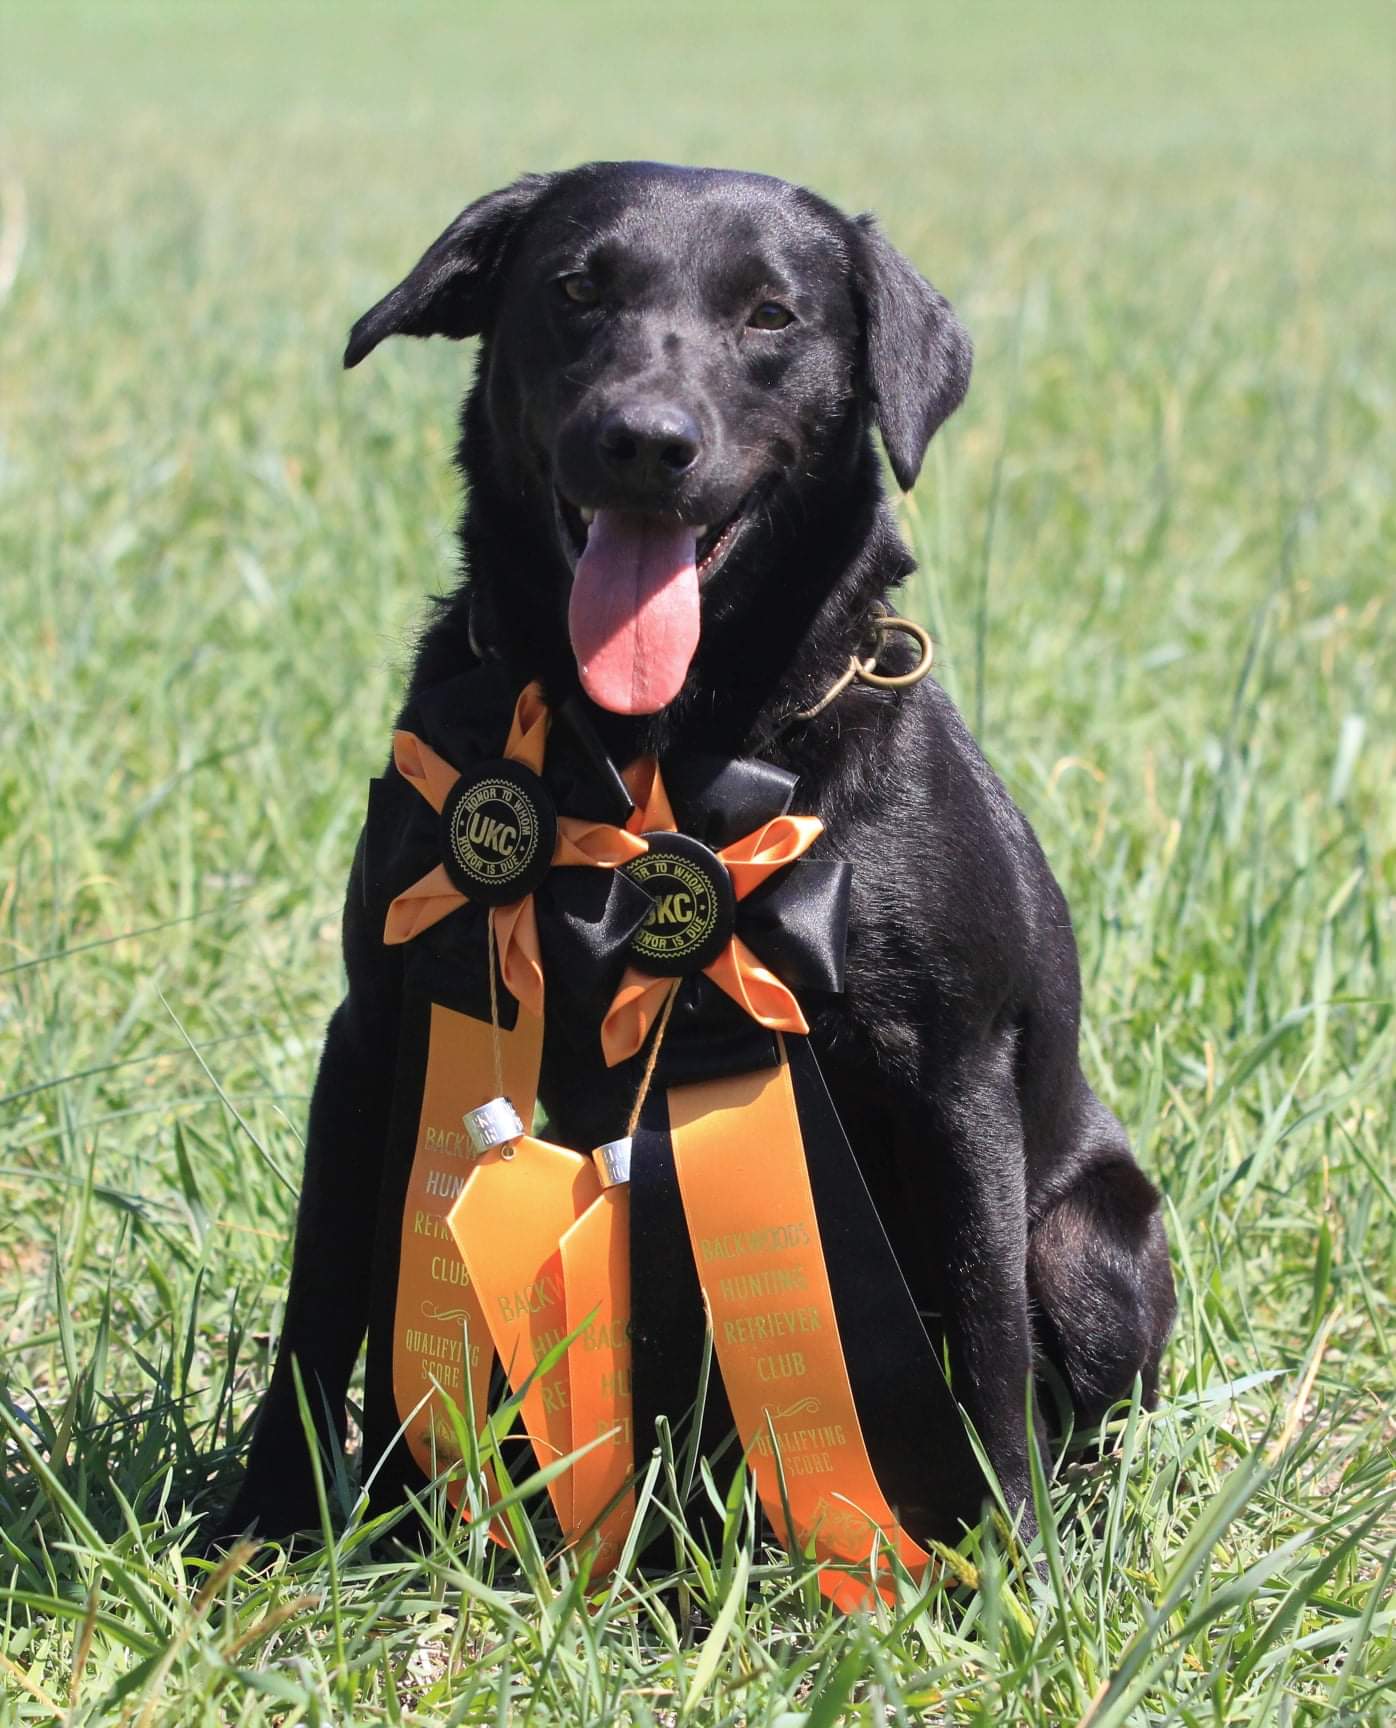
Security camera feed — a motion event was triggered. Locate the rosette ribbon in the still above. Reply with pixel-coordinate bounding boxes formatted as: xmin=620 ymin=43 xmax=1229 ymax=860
xmin=574 ymin=755 xmax=965 ymax=1607
xmin=598 ymin=754 xmax=835 ymax=1067
xmin=360 ymin=669 xmax=649 ymax=1522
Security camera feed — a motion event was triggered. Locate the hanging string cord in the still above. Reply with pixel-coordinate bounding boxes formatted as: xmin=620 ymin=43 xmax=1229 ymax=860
xmin=485 ymin=908 xmax=506 ymax=1103
xmin=625 ymin=981 xmax=681 ymax=1137
xmin=786 ymin=611 xmax=935 ymax=728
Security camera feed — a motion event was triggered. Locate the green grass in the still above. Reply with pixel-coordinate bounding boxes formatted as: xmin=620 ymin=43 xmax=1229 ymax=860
xmin=2 ymin=1 xmax=1393 ymax=1720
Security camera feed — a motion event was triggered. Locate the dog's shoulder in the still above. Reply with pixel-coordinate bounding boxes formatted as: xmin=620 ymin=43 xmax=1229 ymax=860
xmin=808 ymin=676 xmax=1071 ymax=1034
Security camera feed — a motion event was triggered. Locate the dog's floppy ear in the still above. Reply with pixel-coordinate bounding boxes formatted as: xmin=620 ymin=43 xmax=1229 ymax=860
xmin=343 ymin=173 xmax=558 ymax=368
xmin=851 ymin=216 xmax=972 ymax=491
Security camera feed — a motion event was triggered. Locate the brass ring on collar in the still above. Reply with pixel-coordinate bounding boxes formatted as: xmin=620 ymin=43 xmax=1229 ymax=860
xmin=854 ymin=615 xmax=935 ymax=689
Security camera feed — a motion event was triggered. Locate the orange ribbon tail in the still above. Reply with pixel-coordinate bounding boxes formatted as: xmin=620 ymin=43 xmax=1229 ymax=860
xmin=668 ymin=1047 xmax=932 ymax=1607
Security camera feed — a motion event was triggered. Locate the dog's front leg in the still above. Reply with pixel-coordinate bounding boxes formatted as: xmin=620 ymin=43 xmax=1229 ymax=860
xmin=217 ymin=843 xmax=401 ymax=1541
xmin=891 ymin=1029 xmax=1041 ymax=1541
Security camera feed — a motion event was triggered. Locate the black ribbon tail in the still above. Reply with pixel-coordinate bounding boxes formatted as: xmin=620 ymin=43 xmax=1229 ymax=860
xmin=628 ymin=1089 xmax=735 ymax=1539
xmin=788 ymin=1036 xmax=983 ymax=1541
xmin=654 ymin=973 xmax=780 ymax=1086
xmin=633 ymin=1035 xmax=980 ymax=1549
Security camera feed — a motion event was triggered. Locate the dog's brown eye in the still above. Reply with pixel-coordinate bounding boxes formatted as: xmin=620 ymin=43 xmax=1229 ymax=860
xmin=559 ymin=273 xmax=599 ymax=306
xmin=747 ymin=301 xmax=794 ymax=330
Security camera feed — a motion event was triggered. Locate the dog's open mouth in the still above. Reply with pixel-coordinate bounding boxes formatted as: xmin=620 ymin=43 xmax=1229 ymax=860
xmin=556 ymin=496 xmax=745 ymax=578
xmin=556 ymin=495 xmax=748 ymax=717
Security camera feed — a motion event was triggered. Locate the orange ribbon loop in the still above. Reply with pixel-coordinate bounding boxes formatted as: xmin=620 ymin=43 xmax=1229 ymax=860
xmin=383 ymin=862 xmax=466 ymax=946
xmin=392 ymin=730 xmax=460 ymax=814
xmin=503 ymin=681 xmax=551 ymax=774
xmin=555 ymin=817 xmax=648 ymax=869
xmin=719 ymin=813 xmax=825 ymax=899
xmin=622 ymin=757 xmax=678 ymax=833
xmin=600 ymin=966 xmax=675 ymax=1068
xmin=492 ymin=896 xmax=544 ymax=1020
xmin=703 ymin=935 xmax=811 ymax=1035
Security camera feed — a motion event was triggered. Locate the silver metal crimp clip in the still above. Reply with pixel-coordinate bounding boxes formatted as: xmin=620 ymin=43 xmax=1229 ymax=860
xmin=463 ymin=1097 xmax=525 ymax=1156
xmin=593 ymin=1136 xmax=633 ymax=1189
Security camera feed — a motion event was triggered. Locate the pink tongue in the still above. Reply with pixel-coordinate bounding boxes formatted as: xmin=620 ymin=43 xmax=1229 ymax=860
xmin=568 ymin=509 xmax=700 ymax=715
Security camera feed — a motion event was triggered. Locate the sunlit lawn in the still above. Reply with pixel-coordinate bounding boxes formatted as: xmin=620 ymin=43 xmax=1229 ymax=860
xmin=2 ymin=3 xmax=1392 ymax=1721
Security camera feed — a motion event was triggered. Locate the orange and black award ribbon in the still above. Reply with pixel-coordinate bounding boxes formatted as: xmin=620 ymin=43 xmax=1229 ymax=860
xmin=359 ymin=666 xmax=651 ymax=1517
xmin=599 ymin=754 xmax=973 ymax=1607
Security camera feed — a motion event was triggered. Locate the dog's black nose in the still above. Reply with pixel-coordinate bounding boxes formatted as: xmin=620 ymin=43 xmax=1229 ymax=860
xmin=597 ymin=403 xmax=701 ymax=486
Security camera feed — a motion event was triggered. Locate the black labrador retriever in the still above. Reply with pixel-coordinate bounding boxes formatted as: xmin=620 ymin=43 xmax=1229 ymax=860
xmin=220 ymin=161 xmax=1175 ymax=1547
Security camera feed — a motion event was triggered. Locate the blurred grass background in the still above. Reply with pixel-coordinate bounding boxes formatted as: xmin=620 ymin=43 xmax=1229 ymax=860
xmin=2 ymin=2 xmax=1393 ymax=1722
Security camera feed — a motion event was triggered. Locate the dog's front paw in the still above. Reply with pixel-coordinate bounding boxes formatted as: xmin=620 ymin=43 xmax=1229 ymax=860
xmin=198 ymin=1473 xmax=325 ymax=1558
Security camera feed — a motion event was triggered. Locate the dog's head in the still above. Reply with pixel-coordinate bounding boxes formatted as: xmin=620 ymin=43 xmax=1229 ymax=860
xmin=346 ymin=162 xmax=969 ymax=718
